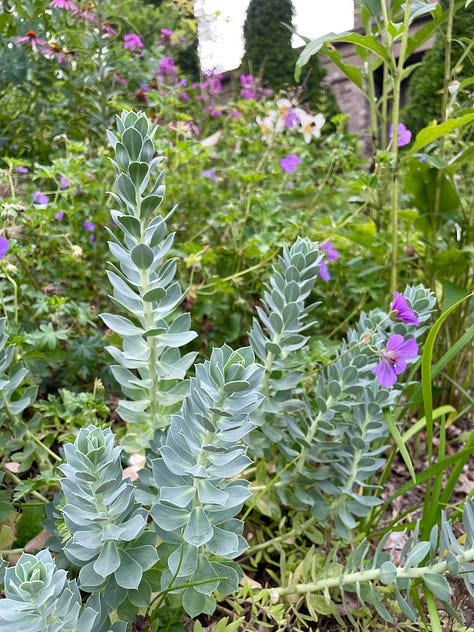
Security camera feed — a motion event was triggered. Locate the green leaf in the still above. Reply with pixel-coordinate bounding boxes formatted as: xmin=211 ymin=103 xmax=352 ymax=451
xmin=101 ymin=313 xmax=144 ymax=336
xmin=423 ymin=573 xmax=451 ymax=601
xmin=379 ymin=561 xmax=397 ymax=585
xmin=122 ymin=127 xmax=143 ymax=161
xmin=408 ymin=113 xmax=474 ymax=155
xmin=295 ymin=31 xmax=352 ymax=81
xmin=115 ymin=549 xmax=143 ymax=589
xmin=131 ymin=243 xmax=154 ymax=269
xmin=141 ymin=195 xmax=162 ymax=219
xmin=183 ymin=507 xmax=213 ymax=547
xmin=129 ymin=161 xmax=149 ymax=189
xmin=403 ymin=541 xmax=430 ymax=569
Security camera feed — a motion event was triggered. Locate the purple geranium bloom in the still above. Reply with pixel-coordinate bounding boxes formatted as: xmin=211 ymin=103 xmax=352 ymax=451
xmin=83 ymin=220 xmax=95 ymax=231
xmin=54 ymin=211 xmax=65 ymax=221
xmin=202 ymin=169 xmax=216 ymax=182
xmin=280 ymin=154 xmax=301 ymax=173
xmin=59 ymin=175 xmax=69 ymax=189
xmin=283 ymin=108 xmax=299 ymax=129
xmin=15 ymin=166 xmax=28 ymax=173
xmin=390 ymin=123 xmax=412 ymax=147
xmin=321 ymin=241 xmax=340 ymax=261
xmin=318 ymin=260 xmax=330 ymax=282
xmin=373 ymin=334 xmax=418 ymax=388
xmin=0 ymin=236 xmax=9 ymax=259
xmin=33 ymin=192 xmax=49 ymax=205
xmin=390 ymin=292 xmax=419 ymax=326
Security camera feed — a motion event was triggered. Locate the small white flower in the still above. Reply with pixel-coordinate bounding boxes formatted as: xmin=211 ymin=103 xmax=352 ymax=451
xmin=294 ymin=108 xmax=325 ymax=143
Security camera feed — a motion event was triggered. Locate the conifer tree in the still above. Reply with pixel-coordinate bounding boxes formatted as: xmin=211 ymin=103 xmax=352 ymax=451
xmin=240 ymin=0 xmax=338 ymax=116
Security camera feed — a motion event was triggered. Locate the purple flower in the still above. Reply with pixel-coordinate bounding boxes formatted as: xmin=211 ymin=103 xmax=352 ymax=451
xmin=202 ymin=169 xmax=216 ymax=182
xmin=372 ymin=334 xmax=418 ymax=388
xmin=283 ymin=108 xmax=299 ymax=129
xmin=15 ymin=166 xmax=28 ymax=173
xmin=33 ymin=192 xmax=49 ymax=205
xmin=0 ymin=236 xmax=9 ymax=259
xmin=318 ymin=260 xmax=330 ymax=282
xmin=54 ymin=211 xmax=65 ymax=221
xmin=390 ymin=123 xmax=412 ymax=147
xmin=123 ymin=33 xmax=144 ymax=53
xmin=280 ymin=154 xmax=301 ymax=174
xmin=321 ymin=241 xmax=340 ymax=261
xmin=180 ymin=91 xmax=189 ymax=102
xmin=161 ymin=28 xmax=173 ymax=37
xmin=158 ymin=56 xmax=177 ymax=76
xmin=83 ymin=220 xmax=95 ymax=231
xmin=390 ymin=292 xmax=419 ymax=326
xmin=59 ymin=175 xmax=69 ymax=189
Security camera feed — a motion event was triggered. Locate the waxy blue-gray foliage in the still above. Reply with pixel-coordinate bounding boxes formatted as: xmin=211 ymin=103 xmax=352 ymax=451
xmin=0 ymin=549 xmax=105 ymax=632
xmin=148 ymin=344 xmax=264 ymax=617
xmin=0 ymin=110 xmax=471 ymax=629
xmin=103 ymin=110 xmax=197 ymax=452
xmin=248 ymin=244 xmax=436 ymax=537
xmin=60 ymin=425 xmax=157 ymax=616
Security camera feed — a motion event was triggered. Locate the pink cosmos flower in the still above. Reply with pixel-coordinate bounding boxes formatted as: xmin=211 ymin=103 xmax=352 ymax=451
xmin=15 ymin=30 xmax=48 ymax=50
xmin=49 ymin=0 xmax=78 ymax=10
xmin=372 ymin=334 xmax=418 ymax=388
xmin=390 ymin=292 xmax=419 ymax=326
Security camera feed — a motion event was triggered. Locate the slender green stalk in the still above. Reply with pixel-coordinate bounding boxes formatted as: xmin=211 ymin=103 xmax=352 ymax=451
xmin=247 ymin=516 xmax=317 ymax=554
xmin=274 ymin=546 xmax=474 ymax=597
xmin=388 ymin=0 xmax=412 ymax=293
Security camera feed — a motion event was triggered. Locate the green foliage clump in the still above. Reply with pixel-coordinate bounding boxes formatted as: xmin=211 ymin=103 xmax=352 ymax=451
xmin=405 ymin=2 xmax=474 ymax=134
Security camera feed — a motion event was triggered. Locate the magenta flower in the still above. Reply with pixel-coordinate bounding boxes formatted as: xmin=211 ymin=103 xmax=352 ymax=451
xmin=158 ymin=56 xmax=177 ymax=77
xmin=83 ymin=220 xmax=95 ymax=231
xmin=15 ymin=30 xmax=48 ymax=50
xmin=49 ymin=0 xmax=78 ymax=9
xmin=390 ymin=292 xmax=419 ymax=326
xmin=373 ymin=334 xmax=418 ymax=388
xmin=123 ymin=33 xmax=144 ymax=53
xmin=390 ymin=123 xmax=412 ymax=147
xmin=33 ymin=192 xmax=49 ymax=205
xmin=202 ymin=169 xmax=216 ymax=182
xmin=280 ymin=154 xmax=301 ymax=173
xmin=321 ymin=241 xmax=340 ymax=261
xmin=0 ymin=236 xmax=9 ymax=259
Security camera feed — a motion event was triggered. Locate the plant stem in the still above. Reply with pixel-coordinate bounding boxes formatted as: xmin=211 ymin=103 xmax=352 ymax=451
xmin=274 ymin=546 xmax=474 ymax=597
xmin=247 ymin=516 xmax=317 ymax=553
xmin=388 ymin=0 xmax=411 ymax=293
